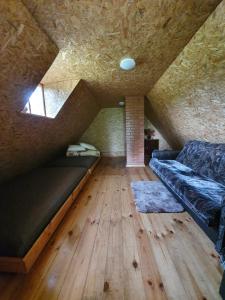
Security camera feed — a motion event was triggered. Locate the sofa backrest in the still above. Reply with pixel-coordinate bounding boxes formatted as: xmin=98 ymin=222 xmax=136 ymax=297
xmin=176 ymin=140 xmax=225 ymax=185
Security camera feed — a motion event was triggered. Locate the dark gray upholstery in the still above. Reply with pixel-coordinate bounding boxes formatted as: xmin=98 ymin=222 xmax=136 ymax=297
xmin=150 ymin=141 xmax=225 ymax=262
xmin=0 ymin=167 xmax=87 ymax=257
xmin=150 ymin=158 xmax=223 ymax=226
xmin=152 ymin=150 xmax=180 ymax=160
xmin=47 ymin=156 xmax=98 ymax=169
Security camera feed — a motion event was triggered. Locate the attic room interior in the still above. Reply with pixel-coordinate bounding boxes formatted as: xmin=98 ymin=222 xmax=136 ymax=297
xmin=0 ymin=0 xmax=225 ymax=299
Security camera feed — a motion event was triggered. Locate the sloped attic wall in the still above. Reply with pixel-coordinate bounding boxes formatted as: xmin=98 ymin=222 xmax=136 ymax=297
xmin=81 ymin=108 xmax=125 ymax=157
xmin=147 ymin=1 xmax=225 ymax=148
xmin=144 ymin=117 xmax=171 ymax=150
xmin=80 ymin=107 xmax=171 ymax=156
xmin=145 ymin=99 xmax=175 ymax=148
xmin=0 ymin=0 xmax=58 ymax=111
xmin=0 ymin=80 xmax=100 ymax=183
xmin=0 ymin=1 xmax=100 ymax=183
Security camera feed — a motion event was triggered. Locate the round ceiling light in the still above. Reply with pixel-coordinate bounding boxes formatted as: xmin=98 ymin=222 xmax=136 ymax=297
xmin=120 ymin=57 xmax=136 ymax=71
xmin=118 ymin=101 xmax=125 ymax=107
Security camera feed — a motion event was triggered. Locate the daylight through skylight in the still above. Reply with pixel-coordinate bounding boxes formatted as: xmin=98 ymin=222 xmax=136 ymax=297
xmin=22 ymin=79 xmax=79 ymax=119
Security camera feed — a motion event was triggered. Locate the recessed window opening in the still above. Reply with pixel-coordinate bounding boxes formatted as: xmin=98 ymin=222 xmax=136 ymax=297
xmin=22 ymin=83 xmax=49 ymax=118
xmin=21 ymin=51 xmax=79 ymax=119
xmin=21 ymin=78 xmax=79 ymax=119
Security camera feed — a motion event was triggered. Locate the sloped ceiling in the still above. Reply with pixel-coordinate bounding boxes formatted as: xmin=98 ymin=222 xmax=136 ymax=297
xmin=0 ymin=80 xmax=100 ymax=183
xmin=22 ymin=0 xmax=221 ymax=106
xmin=0 ymin=0 xmax=58 ymax=111
xmin=144 ymin=98 xmax=174 ymax=148
xmin=147 ymin=0 xmax=225 ymax=148
xmin=0 ymin=1 xmax=100 ymax=183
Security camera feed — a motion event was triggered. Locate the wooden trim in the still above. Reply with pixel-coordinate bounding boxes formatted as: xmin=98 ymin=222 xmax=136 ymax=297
xmin=41 ymin=83 xmax=47 ymax=117
xmin=0 ymin=257 xmax=26 ymax=273
xmin=88 ymin=156 xmax=101 ymax=174
xmin=28 ymin=101 xmax=32 ymax=114
xmin=126 ymin=163 xmax=145 ymax=167
xmin=23 ymin=194 xmax=75 ymax=272
xmin=0 ymin=160 xmax=99 ymax=273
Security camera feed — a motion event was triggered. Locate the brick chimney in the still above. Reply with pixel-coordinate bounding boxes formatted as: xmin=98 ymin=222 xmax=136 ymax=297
xmin=125 ymin=96 xmax=145 ymax=167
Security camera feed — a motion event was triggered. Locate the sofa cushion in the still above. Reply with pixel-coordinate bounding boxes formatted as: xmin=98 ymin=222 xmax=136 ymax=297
xmin=176 ymin=140 xmax=225 ymax=185
xmin=0 ymin=167 xmax=87 ymax=257
xmin=150 ymin=158 xmax=225 ymax=226
xmin=47 ymin=156 xmax=98 ymax=169
xmin=152 ymin=150 xmax=180 ymax=160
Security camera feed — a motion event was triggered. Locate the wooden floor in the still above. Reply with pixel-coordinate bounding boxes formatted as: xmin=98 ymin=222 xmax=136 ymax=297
xmin=0 ymin=158 xmax=222 ymax=300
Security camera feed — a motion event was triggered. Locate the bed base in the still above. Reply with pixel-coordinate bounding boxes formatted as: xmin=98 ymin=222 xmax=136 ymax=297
xmin=0 ymin=157 xmax=101 ymax=273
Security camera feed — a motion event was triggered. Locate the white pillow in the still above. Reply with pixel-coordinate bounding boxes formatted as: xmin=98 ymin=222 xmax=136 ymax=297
xmin=66 ymin=151 xmax=80 ymax=157
xmin=79 ymin=142 xmax=97 ymax=151
xmin=67 ymin=144 xmax=86 ymax=152
xmin=79 ymin=150 xmax=100 ymax=157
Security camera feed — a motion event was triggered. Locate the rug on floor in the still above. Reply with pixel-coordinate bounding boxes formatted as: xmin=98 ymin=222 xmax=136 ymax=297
xmin=130 ymin=180 xmax=184 ymax=213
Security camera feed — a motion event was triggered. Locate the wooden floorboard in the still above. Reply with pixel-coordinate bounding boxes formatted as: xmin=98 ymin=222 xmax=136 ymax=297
xmin=0 ymin=157 xmax=222 ymax=299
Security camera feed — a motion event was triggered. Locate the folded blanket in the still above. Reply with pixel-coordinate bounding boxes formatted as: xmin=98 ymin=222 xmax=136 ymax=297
xmin=66 ymin=143 xmax=100 ymax=157
xmin=80 ymin=150 xmax=100 ymax=157
xmin=66 ymin=144 xmax=86 ymax=156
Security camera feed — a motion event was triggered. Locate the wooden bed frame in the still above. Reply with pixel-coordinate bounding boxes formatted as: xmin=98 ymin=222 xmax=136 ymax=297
xmin=0 ymin=157 xmax=101 ymax=273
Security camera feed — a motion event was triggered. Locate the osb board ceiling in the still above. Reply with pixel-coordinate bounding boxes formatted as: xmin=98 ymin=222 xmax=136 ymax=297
xmin=0 ymin=80 xmax=100 ymax=183
xmin=147 ymin=0 xmax=225 ymax=148
xmin=22 ymin=0 xmax=221 ymax=106
xmin=0 ymin=0 xmax=58 ymax=111
xmin=0 ymin=1 xmax=100 ymax=182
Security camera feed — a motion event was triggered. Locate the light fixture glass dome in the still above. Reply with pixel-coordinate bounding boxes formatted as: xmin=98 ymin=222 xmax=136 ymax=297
xmin=118 ymin=101 xmax=125 ymax=107
xmin=120 ymin=57 xmax=136 ymax=71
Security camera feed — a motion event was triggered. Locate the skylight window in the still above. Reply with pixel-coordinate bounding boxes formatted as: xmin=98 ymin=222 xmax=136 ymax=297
xmin=21 ymin=79 xmax=78 ymax=119
xmin=22 ymin=84 xmax=48 ymax=118
xmin=22 ymin=51 xmax=79 ymax=119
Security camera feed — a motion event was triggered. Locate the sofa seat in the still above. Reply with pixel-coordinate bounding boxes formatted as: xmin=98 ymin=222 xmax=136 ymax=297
xmin=0 ymin=167 xmax=87 ymax=257
xmin=47 ymin=156 xmax=98 ymax=169
xmin=150 ymin=158 xmax=225 ymax=226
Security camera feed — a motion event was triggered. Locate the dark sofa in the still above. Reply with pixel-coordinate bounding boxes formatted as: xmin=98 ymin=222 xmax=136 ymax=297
xmin=150 ymin=140 xmax=225 ymax=262
xmin=0 ymin=155 xmax=99 ymax=270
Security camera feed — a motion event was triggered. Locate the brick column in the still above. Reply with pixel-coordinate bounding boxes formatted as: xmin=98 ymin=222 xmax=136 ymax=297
xmin=125 ymin=96 xmax=144 ymax=167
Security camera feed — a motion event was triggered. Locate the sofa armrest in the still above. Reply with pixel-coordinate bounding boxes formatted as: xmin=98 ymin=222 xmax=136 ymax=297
xmin=152 ymin=150 xmax=180 ymax=160
xmin=216 ymin=205 xmax=225 ymax=258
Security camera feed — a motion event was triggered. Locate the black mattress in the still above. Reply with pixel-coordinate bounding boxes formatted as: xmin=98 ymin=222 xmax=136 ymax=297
xmin=47 ymin=156 xmax=98 ymax=169
xmin=0 ymin=167 xmax=87 ymax=257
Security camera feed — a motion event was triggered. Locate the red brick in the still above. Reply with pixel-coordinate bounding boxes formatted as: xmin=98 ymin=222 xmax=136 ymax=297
xmin=125 ymin=96 xmax=144 ymax=167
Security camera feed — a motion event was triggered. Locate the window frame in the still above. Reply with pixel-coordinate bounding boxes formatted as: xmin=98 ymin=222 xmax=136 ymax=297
xmin=21 ymin=83 xmax=52 ymax=118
